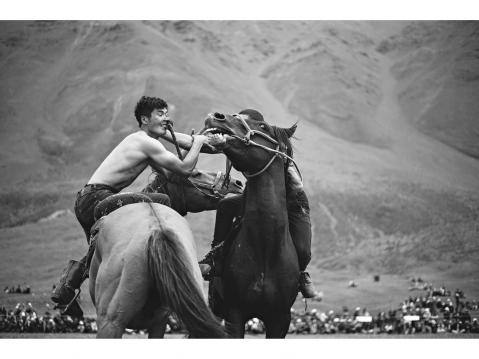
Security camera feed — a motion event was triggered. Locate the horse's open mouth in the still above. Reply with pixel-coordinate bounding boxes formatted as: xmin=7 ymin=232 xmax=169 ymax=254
xmin=202 ymin=127 xmax=233 ymax=136
xmin=197 ymin=127 xmax=232 ymax=153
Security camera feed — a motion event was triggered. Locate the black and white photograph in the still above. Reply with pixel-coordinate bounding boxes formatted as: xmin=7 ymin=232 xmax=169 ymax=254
xmin=1 ymin=1 xmax=478 ymax=348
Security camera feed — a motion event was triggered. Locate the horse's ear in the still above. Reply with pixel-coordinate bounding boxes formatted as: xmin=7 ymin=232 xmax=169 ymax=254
xmin=285 ymin=123 xmax=297 ymax=138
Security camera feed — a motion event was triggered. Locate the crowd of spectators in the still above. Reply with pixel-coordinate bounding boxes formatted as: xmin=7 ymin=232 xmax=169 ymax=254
xmin=0 ymin=303 xmax=97 ymax=333
xmin=245 ymin=282 xmax=479 ymax=335
xmin=265 ymin=304 xmax=479 ymax=335
xmin=0 ymin=303 xmax=181 ymax=335
xmin=1 ymin=281 xmax=478 ymax=335
xmin=4 ymin=285 xmax=31 ymax=294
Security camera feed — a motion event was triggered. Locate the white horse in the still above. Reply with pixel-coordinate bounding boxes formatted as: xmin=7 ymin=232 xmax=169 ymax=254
xmin=89 ymin=202 xmax=226 ymax=338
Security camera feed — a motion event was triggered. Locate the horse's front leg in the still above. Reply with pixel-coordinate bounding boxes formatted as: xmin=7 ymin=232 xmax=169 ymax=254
xmin=96 ymin=317 xmax=125 ymax=338
xmin=224 ymin=308 xmax=246 ymax=338
xmin=148 ymin=307 xmax=170 ymax=338
xmin=264 ymin=311 xmax=291 ymax=338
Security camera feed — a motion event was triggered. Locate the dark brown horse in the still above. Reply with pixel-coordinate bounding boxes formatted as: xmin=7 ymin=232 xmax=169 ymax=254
xmin=203 ymin=112 xmax=299 ymax=338
xmin=142 ymin=169 xmax=243 ymax=215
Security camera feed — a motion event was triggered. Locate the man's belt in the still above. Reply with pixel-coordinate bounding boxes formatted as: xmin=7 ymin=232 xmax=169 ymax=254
xmin=79 ymin=183 xmax=119 ymax=196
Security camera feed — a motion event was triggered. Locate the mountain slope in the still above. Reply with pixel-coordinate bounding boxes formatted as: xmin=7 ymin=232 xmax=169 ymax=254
xmin=0 ymin=20 xmax=478 ymax=275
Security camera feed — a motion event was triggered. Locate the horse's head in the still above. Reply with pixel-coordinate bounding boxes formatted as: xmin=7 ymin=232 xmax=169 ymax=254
xmin=143 ymin=168 xmax=243 ymax=215
xmin=203 ymin=112 xmax=297 ymax=177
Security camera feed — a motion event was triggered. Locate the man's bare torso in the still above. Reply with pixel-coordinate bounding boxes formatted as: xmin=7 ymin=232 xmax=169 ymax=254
xmin=88 ymin=131 xmax=163 ymax=191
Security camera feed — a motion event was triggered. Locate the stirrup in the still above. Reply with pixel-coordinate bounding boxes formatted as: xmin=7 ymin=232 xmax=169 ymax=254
xmin=199 ymin=243 xmax=224 ymax=280
xmin=53 ymin=288 xmax=83 ymax=316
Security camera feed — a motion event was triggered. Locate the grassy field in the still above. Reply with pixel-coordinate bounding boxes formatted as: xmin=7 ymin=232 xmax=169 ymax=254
xmin=1 ymin=211 xmax=478 ymax=330
xmin=1 ymin=332 xmax=479 ymax=339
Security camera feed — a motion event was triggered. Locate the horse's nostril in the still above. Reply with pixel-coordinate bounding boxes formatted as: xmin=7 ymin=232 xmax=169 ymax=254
xmin=214 ymin=112 xmax=225 ymax=120
xmin=236 ymin=180 xmax=243 ymax=187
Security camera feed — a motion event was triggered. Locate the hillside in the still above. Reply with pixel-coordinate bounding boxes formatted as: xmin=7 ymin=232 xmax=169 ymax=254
xmin=0 ymin=20 xmax=478 ymax=277
xmin=379 ymin=21 xmax=479 ymax=159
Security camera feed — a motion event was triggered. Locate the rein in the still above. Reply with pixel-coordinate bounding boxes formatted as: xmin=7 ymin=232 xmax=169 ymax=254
xmin=167 ymin=123 xmax=184 ymax=160
xmin=231 ymin=115 xmax=302 ymax=180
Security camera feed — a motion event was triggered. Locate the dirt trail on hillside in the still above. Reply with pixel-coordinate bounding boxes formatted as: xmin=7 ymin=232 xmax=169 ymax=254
xmin=249 ymin=53 xmax=467 ymax=192
xmin=249 ymin=51 xmax=479 ymax=193
xmin=374 ymin=55 xmax=479 ymax=192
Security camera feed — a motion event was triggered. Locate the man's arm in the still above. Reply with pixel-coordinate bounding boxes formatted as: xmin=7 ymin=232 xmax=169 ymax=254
xmin=158 ymin=130 xmax=220 ymax=154
xmin=158 ymin=131 xmax=194 ymax=150
xmin=145 ymin=135 xmax=207 ymax=177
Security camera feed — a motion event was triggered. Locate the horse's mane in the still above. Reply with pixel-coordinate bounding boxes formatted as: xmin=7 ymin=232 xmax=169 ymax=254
xmin=143 ymin=171 xmax=167 ymax=194
xmin=270 ymin=124 xmax=296 ymax=159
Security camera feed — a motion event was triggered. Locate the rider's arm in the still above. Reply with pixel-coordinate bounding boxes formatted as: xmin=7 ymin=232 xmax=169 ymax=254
xmin=158 ymin=131 xmax=194 ymax=150
xmin=144 ymin=135 xmax=207 ymax=176
xmin=158 ymin=131 xmax=221 ymax=154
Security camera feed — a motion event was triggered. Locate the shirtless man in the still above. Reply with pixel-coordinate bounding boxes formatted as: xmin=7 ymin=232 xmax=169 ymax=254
xmin=51 ymin=96 xmax=222 ymax=313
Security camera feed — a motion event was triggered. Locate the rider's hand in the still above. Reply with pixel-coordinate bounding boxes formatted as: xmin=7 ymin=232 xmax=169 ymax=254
xmin=193 ymin=133 xmax=223 ymax=153
xmin=160 ymin=119 xmax=173 ymax=128
xmin=206 ymin=133 xmax=227 ymax=147
xmin=287 ymin=163 xmax=303 ymax=192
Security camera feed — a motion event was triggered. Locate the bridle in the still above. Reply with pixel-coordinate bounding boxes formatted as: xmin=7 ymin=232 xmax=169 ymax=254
xmin=228 ymin=115 xmax=302 ymax=180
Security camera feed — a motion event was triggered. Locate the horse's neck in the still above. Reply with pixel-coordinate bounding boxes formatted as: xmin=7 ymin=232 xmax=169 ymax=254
xmin=243 ymin=160 xmax=288 ymax=227
xmin=165 ymin=179 xmax=187 ymax=215
xmin=144 ymin=172 xmax=183 ymax=214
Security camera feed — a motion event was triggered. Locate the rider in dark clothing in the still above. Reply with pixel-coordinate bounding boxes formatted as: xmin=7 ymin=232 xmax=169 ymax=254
xmin=199 ymin=109 xmax=317 ymax=298
xmin=210 ymin=193 xmax=244 ymax=249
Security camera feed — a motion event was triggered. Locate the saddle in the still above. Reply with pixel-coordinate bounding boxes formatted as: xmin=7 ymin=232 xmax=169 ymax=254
xmin=189 ymin=171 xmax=235 ymax=198
xmin=93 ymin=192 xmax=167 ymax=221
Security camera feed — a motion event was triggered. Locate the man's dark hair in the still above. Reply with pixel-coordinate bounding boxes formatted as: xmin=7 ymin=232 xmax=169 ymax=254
xmin=239 ymin=109 xmax=264 ymax=122
xmin=134 ymin=96 xmax=168 ymax=127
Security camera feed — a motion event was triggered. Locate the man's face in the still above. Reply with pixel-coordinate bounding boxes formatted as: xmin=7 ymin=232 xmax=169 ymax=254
xmin=145 ymin=108 xmax=170 ymax=136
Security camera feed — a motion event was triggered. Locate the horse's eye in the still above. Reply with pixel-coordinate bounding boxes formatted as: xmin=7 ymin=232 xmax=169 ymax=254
xmin=259 ymin=124 xmax=266 ymax=129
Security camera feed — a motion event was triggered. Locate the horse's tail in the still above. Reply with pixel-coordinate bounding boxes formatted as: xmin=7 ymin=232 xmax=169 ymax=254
xmin=146 ymin=229 xmax=227 ymax=338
